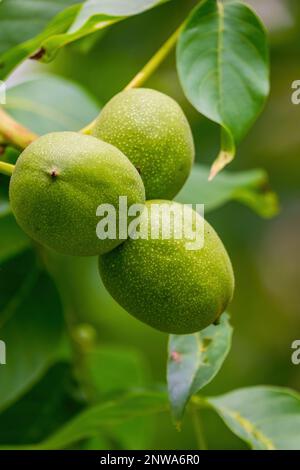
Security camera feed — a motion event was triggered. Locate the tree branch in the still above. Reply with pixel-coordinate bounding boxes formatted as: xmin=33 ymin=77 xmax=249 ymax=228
xmin=0 ymin=107 xmax=38 ymax=149
xmin=81 ymin=23 xmax=184 ymax=135
xmin=125 ymin=24 xmax=183 ymax=91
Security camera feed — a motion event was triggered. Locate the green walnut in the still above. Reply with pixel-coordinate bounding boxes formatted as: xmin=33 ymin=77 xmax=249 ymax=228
xmin=92 ymin=88 xmax=195 ymax=200
xmin=99 ymin=201 xmax=234 ymax=334
xmin=9 ymin=132 xmax=145 ymax=256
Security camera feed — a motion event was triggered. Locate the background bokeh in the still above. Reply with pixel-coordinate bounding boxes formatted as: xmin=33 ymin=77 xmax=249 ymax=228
xmin=6 ymin=0 xmax=300 ymax=449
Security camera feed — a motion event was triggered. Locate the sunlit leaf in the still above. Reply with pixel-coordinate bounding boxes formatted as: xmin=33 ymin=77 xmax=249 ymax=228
xmin=0 ymin=0 xmax=171 ymax=78
xmin=177 ymin=0 xmax=269 ymax=177
xmin=71 ymin=0 xmax=169 ymax=31
xmin=0 ymin=1 xmax=81 ymax=79
xmin=40 ymin=0 xmax=172 ymax=62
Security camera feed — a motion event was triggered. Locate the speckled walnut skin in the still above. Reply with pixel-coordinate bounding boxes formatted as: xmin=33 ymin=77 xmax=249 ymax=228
xmin=92 ymin=88 xmax=195 ymax=200
xmin=99 ymin=201 xmax=234 ymax=335
xmin=9 ymin=132 xmax=145 ymax=256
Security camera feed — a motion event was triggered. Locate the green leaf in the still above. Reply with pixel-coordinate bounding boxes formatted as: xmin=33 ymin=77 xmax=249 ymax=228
xmin=167 ymin=313 xmax=232 ymax=423
xmin=176 ymin=164 xmax=279 ymax=218
xmin=0 ymin=0 xmax=170 ymax=78
xmin=0 ymin=1 xmax=82 ymax=79
xmin=37 ymin=12 xmax=118 ymax=64
xmin=32 ymin=391 xmax=167 ymax=450
xmin=0 ymin=362 xmax=82 ymax=446
xmin=0 ymin=146 xmax=20 ymax=165
xmin=82 ymin=345 xmax=153 ymax=450
xmin=0 ymin=169 xmax=29 ymax=262
xmin=0 ymin=0 xmax=80 ymax=56
xmin=71 ymin=0 xmax=168 ymax=30
xmin=0 ymin=251 xmax=64 ymax=412
xmin=5 ymin=74 xmax=100 ymax=135
xmin=0 ymin=199 xmax=9 ymax=218
xmin=205 ymin=387 xmax=300 ymax=450
xmin=80 ymin=434 xmax=110 ymax=450
xmin=0 ymin=178 xmax=10 ymax=218
xmin=83 ymin=345 xmax=148 ymax=399
xmin=177 ymin=0 xmax=270 ymax=178
xmin=0 ymin=214 xmax=30 ymax=263
xmin=39 ymin=0 xmax=171 ymax=63
xmin=0 ymin=157 xmax=28 ymax=264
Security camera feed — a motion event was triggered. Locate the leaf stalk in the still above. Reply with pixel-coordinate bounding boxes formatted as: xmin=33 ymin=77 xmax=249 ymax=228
xmin=81 ymin=22 xmax=184 ymax=134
